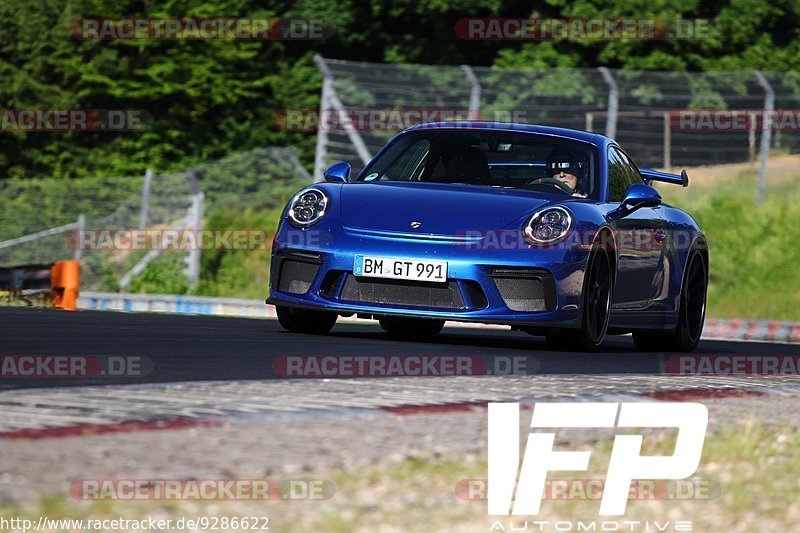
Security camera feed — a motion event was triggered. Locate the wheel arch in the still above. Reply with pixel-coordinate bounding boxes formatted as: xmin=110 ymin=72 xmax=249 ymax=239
xmin=680 ymin=232 xmax=709 ymax=295
xmin=591 ymin=224 xmax=618 ymax=279
xmin=577 ymin=224 xmax=618 ymax=319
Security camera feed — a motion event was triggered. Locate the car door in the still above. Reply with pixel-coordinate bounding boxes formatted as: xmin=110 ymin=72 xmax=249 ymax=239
xmin=607 ymin=146 xmax=667 ymax=310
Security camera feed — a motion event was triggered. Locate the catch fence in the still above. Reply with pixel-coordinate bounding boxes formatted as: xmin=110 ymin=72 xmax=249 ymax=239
xmin=313 ymin=55 xmax=800 ymax=202
xmin=0 ymin=147 xmax=310 ymax=290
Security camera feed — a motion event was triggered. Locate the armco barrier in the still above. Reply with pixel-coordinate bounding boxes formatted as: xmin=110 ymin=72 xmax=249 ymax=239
xmin=77 ymin=291 xmax=800 ymax=345
xmin=79 ymin=291 xmax=272 ymax=318
xmin=0 ymin=264 xmax=52 ymax=294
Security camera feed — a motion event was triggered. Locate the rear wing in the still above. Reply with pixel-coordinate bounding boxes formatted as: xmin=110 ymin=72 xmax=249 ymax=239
xmin=640 ymin=168 xmax=689 ymax=187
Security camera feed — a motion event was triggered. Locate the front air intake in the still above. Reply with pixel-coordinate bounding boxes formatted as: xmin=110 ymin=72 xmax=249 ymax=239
xmin=277 ymin=260 xmax=319 ymax=294
xmin=340 ymin=275 xmax=466 ymax=310
xmin=490 ymin=269 xmax=556 ymax=312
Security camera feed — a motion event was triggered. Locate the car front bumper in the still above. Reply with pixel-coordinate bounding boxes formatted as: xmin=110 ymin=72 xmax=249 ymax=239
xmin=266 ymin=225 xmax=589 ymax=328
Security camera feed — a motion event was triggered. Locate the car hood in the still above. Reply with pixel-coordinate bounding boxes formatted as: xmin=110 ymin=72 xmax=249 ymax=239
xmin=339 ymin=182 xmax=554 ymax=235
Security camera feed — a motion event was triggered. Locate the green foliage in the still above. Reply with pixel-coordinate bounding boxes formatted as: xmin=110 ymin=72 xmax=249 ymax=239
xmin=660 ymin=171 xmax=800 ymax=320
xmin=1 ymin=0 xmax=321 ymax=180
xmin=195 ymin=205 xmax=283 ymax=299
xmin=126 ymin=252 xmax=191 ymax=294
xmin=2 ymin=0 xmax=799 ymax=183
xmin=0 ymin=0 xmax=509 ymax=182
xmin=0 ymin=176 xmax=142 ymax=239
xmin=493 ymin=0 xmax=800 ymax=72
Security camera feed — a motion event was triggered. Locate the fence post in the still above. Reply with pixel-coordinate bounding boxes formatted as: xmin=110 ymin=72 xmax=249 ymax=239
xmin=585 ymin=112 xmax=594 ymax=132
xmin=748 ymin=112 xmax=757 ymax=162
xmin=313 ymin=74 xmax=332 ymax=182
xmin=186 ymin=192 xmax=204 ymax=287
xmin=754 ymin=71 xmax=774 ymax=203
xmin=74 ymin=214 xmax=85 ymax=261
xmin=287 ymin=148 xmax=313 ymax=182
xmin=140 ymin=168 xmax=153 ymax=229
xmin=597 ymin=67 xmax=619 ymax=139
xmin=461 ymin=65 xmax=481 ymax=119
xmin=313 ymin=54 xmax=372 ymax=170
xmin=662 ymin=112 xmax=671 ymax=170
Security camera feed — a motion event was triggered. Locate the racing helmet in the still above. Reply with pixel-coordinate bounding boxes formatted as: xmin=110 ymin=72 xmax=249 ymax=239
xmin=546 ymin=148 xmax=587 ymax=179
xmin=545 ymin=147 xmax=589 ymax=194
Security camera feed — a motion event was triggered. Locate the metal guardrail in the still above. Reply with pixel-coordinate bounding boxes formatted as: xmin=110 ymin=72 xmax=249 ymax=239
xmin=0 ymin=217 xmax=85 ymax=261
xmin=77 ymin=291 xmax=800 ymax=344
xmin=79 ymin=291 xmax=273 ymax=317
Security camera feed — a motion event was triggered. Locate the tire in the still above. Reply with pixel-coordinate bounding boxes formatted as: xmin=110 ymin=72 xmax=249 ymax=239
xmin=545 ymin=250 xmax=614 ymax=352
xmin=633 ymin=249 xmax=707 ymax=353
xmin=378 ymin=316 xmax=445 ymax=339
xmin=276 ymin=305 xmax=337 ymax=334
xmin=576 ymin=250 xmax=615 ymax=351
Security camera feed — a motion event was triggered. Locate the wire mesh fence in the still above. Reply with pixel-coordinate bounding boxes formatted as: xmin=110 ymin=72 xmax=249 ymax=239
xmin=314 ymin=57 xmax=800 ymax=179
xmin=0 ymin=172 xmax=195 ymax=290
xmin=4 ymin=61 xmax=798 ymax=292
xmin=0 ymin=146 xmax=311 ymax=290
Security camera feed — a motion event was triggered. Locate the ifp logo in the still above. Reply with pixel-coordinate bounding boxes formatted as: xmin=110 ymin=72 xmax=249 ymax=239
xmin=488 ymin=402 xmax=708 ymax=516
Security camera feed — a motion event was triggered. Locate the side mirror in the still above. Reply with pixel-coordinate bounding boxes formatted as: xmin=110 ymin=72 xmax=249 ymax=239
xmin=323 ymin=162 xmax=351 ymax=183
xmin=609 ymin=183 xmax=662 ymax=220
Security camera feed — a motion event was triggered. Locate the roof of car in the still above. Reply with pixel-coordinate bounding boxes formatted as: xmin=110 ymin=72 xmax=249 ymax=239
xmin=405 ymin=121 xmax=606 ymax=144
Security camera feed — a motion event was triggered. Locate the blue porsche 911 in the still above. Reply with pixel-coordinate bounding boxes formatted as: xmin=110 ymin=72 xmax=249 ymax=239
xmin=267 ymin=122 xmax=708 ymax=352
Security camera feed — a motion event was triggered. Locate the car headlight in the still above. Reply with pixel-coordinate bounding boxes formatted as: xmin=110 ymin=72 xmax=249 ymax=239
xmin=287 ymin=188 xmax=329 ymax=227
xmin=523 ymin=206 xmax=573 ymax=245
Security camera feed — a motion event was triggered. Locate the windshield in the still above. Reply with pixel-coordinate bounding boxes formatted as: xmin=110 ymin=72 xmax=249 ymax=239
xmin=358 ymin=129 xmax=599 ymax=199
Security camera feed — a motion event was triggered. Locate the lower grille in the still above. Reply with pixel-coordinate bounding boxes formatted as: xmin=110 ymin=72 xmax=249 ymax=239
xmin=491 ymin=268 xmax=556 ymax=312
xmin=277 ymin=260 xmax=319 ymax=294
xmin=494 ymin=277 xmax=550 ymax=312
xmin=340 ymin=275 xmax=465 ymax=310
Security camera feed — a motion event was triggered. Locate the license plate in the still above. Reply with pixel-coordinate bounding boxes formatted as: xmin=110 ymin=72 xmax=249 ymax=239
xmin=354 ymin=255 xmax=447 ymax=283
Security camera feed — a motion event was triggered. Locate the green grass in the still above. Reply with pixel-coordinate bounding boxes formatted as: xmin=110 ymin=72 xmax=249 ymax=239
xmin=659 ymin=168 xmax=800 ymax=321
xmin=4 ymin=423 xmax=800 ymax=532
xmin=126 ymin=205 xmax=284 ymax=299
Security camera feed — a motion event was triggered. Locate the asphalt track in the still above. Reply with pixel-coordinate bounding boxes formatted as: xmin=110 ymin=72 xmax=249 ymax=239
xmin=1 ymin=307 xmax=797 ymax=392
xmin=3 ymin=308 xmax=800 ymax=510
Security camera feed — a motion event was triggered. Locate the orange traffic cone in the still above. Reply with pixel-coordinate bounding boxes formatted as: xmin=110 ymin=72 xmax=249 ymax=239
xmin=51 ymin=260 xmax=80 ymax=311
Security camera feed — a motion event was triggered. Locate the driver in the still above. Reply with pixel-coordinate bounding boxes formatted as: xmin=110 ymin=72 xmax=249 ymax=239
xmin=543 ymin=149 xmax=588 ymax=198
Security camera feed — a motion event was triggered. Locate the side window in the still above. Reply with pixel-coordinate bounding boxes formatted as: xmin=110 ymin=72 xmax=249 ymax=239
xmin=615 ymin=148 xmax=643 ymax=184
xmin=607 ymin=147 xmax=640 ymax=202
xmin=382 ymin=139 xmax=430 ymax=180
xmin=607 ymin=148 xmax=627 ymax=202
